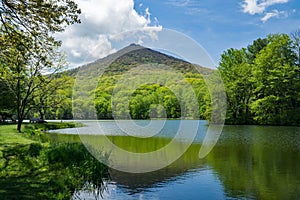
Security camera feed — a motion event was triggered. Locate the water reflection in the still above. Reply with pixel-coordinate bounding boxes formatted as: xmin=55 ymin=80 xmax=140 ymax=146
xmin=208 ymin=126 xmax=300 ymax=200
xmin=49 ymin=122 xmax=300 ymax=199
xmin=107 ymin=143 xmax=204 ymax=193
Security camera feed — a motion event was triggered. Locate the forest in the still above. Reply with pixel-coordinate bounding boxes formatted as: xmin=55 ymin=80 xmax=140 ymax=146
xmin=1 ymin=14 xmax=299 ymax=126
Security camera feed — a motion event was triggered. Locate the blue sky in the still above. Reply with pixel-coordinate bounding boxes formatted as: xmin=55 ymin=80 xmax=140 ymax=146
xmin=57 ymin=0 xmax=300 ymax=67
xmin=133 ymin=0 xmax=300 ymax=64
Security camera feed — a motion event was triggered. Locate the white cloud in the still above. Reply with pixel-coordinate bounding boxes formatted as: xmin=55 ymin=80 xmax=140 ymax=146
xmin=261 ymin=10 xmax=279 ymax=22
xmin=241 ymin=0 xmax=289 ymax=15
xmin=261 ymin=10 xmax=279 ymax=23
xmin=165 ymin=0 xmax=190 ymax=7
xmin=184 ymin=8 xmax=211 ymax=16
xmin=56 ymin=0 xmax=162 ymax=67
xmin=261 ymin=9 xmax=288 ymax=22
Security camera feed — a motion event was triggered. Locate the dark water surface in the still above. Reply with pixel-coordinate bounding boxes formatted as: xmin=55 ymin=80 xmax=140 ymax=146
xmin=49 ymin=120 xmax=300 ymax=200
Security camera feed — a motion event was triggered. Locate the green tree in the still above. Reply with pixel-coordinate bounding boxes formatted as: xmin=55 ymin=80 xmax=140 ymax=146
xmin=219 ymin=35 xmax=299 ymax=125
xmin=246 ymin=38 xmax=268 ymax=63
xmin=33 ymin=75 xmax=74 ymax=120
xmin=0 ymin=0 xmax=80 ymax=131
xmin=219 ymin=48 xmax=253 ymax=124
xmin=251 ymin=34 xmax=299 ymax=125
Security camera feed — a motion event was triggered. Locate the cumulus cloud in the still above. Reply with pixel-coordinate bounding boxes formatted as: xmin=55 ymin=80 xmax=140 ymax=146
xmin=56 ymin=0 xmax=162 ymax=67
xmin=241 ymin=0 xmax=289 ymax=15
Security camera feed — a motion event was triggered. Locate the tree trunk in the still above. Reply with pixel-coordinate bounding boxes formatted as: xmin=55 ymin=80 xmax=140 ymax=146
xmin=17 ymin=118 xmax=23 ymax=132
xmin=39 ymin=110 xmax=45 ymax=121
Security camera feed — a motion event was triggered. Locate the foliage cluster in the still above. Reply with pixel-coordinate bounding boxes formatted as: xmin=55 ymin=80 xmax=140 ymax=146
xmin=94 ymin=71 xmax=209 ymax=120
xmin=219 ymin=34 xmax=300 ymax=125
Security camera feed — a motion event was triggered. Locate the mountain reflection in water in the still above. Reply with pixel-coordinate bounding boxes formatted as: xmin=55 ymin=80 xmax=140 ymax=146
xmin=48 ymin=121 xmax=300 ymax=199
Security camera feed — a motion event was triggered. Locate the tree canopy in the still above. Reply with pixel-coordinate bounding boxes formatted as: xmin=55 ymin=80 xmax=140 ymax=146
xmin=0 ymin=0 xmax=81 ymax=131
xmin=219 ymin=33 xmax=300 ymax=125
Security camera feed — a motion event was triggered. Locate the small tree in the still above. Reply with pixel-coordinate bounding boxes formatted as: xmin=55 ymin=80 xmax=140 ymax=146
xmin=33 ymin=75 xmax=74 ymax=120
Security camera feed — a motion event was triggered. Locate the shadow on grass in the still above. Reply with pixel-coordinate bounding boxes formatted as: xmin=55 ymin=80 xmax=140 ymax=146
xmin=0 ymin=143 xmax=109 ymax=200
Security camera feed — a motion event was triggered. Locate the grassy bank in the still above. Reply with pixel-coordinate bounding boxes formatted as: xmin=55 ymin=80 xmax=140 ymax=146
xmin=0 ymin=123 xmax=109 ymax=200
xmin=0 ymin=124 xmax=34 ymax=149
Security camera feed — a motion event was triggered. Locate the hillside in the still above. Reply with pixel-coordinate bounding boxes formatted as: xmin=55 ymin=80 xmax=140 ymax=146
xmin=70 ymin=44 xmax=213 ymax=120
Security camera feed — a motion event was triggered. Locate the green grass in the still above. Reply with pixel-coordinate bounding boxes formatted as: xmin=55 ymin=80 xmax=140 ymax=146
xmin=0 ymin=122 xmax=80 ymax=149
xmin=0 ymin=122 xmax=108 ymax=200
xmin=0 ymin=124 xmax=35 ymax=150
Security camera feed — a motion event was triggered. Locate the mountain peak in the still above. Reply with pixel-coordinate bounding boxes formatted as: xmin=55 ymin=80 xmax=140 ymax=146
xmin=72 ymin=43 xmax=213 ymax=76
xmin=129 ymin=43 xmax=141 ymax=47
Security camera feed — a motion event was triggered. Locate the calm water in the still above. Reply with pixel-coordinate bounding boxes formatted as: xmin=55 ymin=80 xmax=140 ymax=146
xmin=48 ymin=120 xmax=300 ymax=200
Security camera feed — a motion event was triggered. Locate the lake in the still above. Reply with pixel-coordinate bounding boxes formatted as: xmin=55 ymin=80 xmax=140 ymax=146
xmin=48 ymin=120 xmax=300 ymax=200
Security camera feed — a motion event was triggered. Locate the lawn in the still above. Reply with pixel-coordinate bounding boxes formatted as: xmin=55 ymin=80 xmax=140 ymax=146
xmin=0 ymin=122 xmax=108 ymax=200
xmin=0 ymin=124 xmax=35 ymax=150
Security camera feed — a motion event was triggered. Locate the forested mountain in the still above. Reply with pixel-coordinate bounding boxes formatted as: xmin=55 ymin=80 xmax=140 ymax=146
xmin=71 ymin=44 xmax=213 ymax=120
xmin=74 ymin=43 xmax=212 ymax=76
